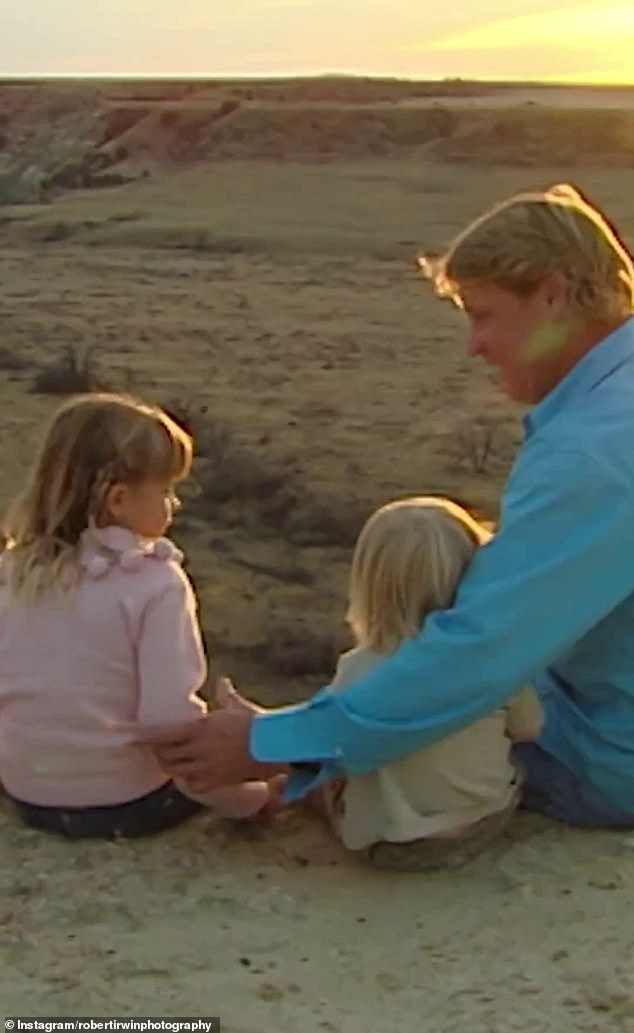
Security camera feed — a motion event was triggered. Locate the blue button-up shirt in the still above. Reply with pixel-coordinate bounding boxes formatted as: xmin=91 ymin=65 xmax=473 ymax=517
xmin=251 ymin=316 xmax=634 ymax=811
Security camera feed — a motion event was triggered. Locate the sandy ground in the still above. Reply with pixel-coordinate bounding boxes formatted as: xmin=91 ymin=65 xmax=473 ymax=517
xmin=2 ymin=796 xmax=634 ymax=1032
xmin=1 ymin=89 xmax=634 ymax=1028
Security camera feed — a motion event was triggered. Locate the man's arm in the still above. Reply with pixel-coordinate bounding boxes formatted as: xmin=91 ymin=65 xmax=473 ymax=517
xmin=251 ymin=449 xmax=634 ymax=796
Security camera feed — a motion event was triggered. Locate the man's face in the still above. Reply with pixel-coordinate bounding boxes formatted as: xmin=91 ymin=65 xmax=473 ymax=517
xmin=460 ymin=280 xmax=570 ymax=404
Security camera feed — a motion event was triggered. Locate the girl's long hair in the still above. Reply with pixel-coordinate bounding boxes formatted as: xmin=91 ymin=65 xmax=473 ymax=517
xmin=3 ymin=392 xmax=192 ymax=603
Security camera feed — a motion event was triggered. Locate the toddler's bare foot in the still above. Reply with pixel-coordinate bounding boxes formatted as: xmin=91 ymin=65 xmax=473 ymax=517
xmin=206 ymin=781 xmax=271 ymax=819
xmin=215 ymin=677 xmax=265 ymax=716
xmin=258 ymin=773 xmax=288 ymax=818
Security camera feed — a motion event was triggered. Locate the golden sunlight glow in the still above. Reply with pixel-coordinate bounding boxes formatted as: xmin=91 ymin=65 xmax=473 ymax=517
xmin=407 ymin=2 xmax=634 ymax=84
xmin=424 ymin=3 xmax=634 ymax=51
xmin=3 ymin=0 xmax=634 ymax=82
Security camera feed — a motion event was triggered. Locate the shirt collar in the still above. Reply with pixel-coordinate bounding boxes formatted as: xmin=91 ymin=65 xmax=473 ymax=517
xmin=78 ymin=525 xmax=182 ymax=578
xmin=525 ymin=315 xmax=634 ymax=437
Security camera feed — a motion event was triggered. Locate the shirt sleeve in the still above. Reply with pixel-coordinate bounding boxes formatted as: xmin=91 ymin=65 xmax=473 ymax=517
xmin=251 ymin=449 xmax=634 ymax=799
xmin=505 ymin=688 xmax=544 ymax=742
xmin=135 ymin=565 xmax=208 ymax=727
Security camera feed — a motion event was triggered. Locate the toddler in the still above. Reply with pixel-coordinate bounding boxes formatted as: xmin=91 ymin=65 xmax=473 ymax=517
xmin=222 ymin=496 xmax=543 ymax=870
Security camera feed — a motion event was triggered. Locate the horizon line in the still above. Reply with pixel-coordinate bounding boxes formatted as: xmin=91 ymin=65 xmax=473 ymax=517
xmin=0 ymin=72 xmax=633 ymax=88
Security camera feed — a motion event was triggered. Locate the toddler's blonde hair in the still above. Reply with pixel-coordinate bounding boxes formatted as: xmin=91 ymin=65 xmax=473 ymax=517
xmin=347 ymin=496 xmax=488 ymax=654
xmin=419 ymin=183 xmax=634 ymax=322
xmin=3 ymin=392 xmax=192 ymax=602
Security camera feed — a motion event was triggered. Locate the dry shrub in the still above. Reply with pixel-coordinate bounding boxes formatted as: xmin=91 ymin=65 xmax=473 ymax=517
xmin=195 ymin=419 xmax=293 ymax=507
xmin=31 ymin=345 xmax=104 ymax=396
xmin=454 ymin=421 xmax=499 ymax=474
xmin=284 ymin=496 xmax=365 ymax=548
xmin=191 ymin=414 xmax=366 ymax=548
xmin=440 ymin=415 xmax=515 ymax=475
xmin=0 ymin=344 xmax=31 ymax=372
xmin=40 ymin=221 xmax=73 ymax=243
xmin=249 ymin=620 xmax=342 ymax=678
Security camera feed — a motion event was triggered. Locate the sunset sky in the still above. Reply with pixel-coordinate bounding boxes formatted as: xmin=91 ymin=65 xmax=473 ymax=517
xmin=0 ymin=1 xmax=632 ymax=83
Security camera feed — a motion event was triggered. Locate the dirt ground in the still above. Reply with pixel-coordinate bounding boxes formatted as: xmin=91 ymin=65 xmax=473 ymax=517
xmin=1 ymin=79 xmax=634 ymax=1030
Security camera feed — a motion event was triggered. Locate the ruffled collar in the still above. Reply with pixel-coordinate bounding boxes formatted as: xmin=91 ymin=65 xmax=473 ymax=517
xmin=78 ymin=525 xmax=183 ymax=579
xmin=0 ymin=526 xmax=183 ymax=585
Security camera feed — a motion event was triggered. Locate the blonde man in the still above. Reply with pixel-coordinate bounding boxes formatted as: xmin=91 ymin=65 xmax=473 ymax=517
xmin=149 ymin=184 xmax=634 ymax=832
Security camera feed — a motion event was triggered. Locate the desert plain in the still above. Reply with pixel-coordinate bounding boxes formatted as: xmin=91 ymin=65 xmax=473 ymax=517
xmin=1 ymin=77 xmax=634 ymax=1031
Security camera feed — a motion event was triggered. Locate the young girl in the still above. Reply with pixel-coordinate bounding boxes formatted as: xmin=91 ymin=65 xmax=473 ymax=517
xmin=0 ymin=392 xmax=279 ymax=839
xmin=220 ymin=496 xmax=543 ymax=871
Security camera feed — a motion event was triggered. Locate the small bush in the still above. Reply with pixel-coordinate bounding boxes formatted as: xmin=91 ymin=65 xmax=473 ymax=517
xmin=285 ymin=496 xmax=366 ymax=548
xmin=454 ymin=423 xmax=498 ymax=474
xmin=31 ymin=345 xmax=103 ymax=396
xmin=198 ymin=448 xmax=291 ymax=507
xmin=251 ymin=621 xmax=341 ymax=678
xmin=442 ymin=416 xmax=514 ymax=475
xmin=41 ymin=221 xmax=72 ymax=243
xmin=191 ymin=413 xmax=367 ymax=547
xmin=0 ymin=344 xmax=31 ymax=372
xmin=194 ymin=418 xmax=294 ymax=507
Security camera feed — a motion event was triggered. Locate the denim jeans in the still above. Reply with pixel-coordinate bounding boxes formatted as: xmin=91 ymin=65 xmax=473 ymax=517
xmin=10 ymin=781 xmax=203 ymax=839
xmin=513 ymin=742 xmax=634 ymax=828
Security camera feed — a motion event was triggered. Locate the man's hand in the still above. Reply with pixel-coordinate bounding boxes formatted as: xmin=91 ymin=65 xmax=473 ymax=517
xmin=139 ymin=710 xmax=284 ymax=794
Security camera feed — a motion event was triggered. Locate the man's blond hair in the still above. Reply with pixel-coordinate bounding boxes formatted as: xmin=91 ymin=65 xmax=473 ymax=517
xmin=347 ymin=496 xmax=489 ymax=654
xmin=419 ymin=183 xmax=634 ymax=321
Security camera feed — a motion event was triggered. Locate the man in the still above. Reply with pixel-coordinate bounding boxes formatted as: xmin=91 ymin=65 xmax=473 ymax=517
xmin=149 ymin=182 xmax=634 ymax=827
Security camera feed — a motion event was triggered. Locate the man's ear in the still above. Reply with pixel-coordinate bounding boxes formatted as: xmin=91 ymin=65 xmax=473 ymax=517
xmin=539 ymin=271 xmax=571 ymax=316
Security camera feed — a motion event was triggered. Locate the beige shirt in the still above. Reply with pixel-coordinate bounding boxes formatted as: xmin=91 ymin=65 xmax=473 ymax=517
xmin=328 ymin=646 xmax=543 ymax=850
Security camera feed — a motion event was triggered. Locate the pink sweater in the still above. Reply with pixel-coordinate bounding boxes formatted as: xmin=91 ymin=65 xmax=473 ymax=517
xmin=0 ymin=526 xmax=208 ymax=807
